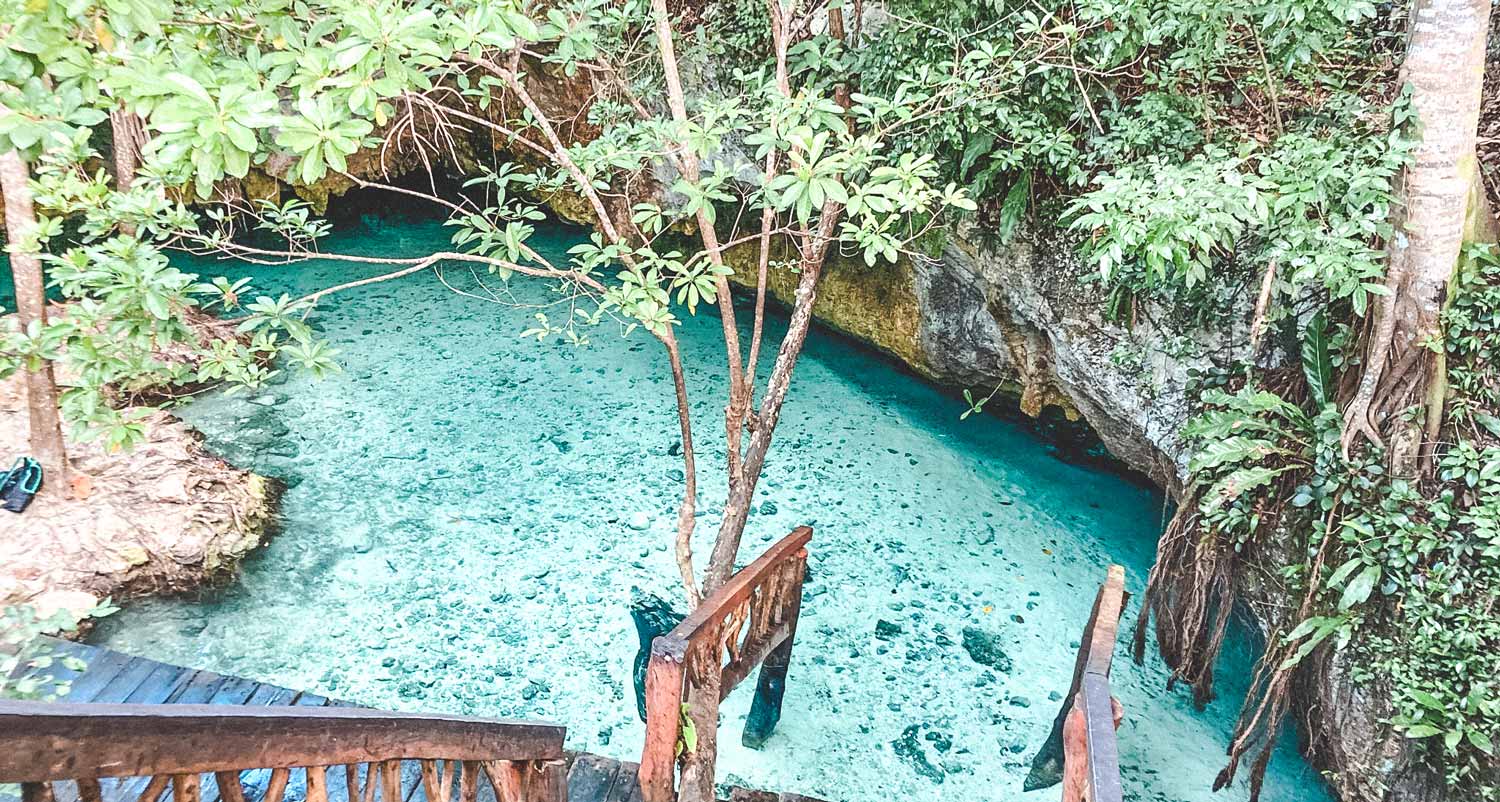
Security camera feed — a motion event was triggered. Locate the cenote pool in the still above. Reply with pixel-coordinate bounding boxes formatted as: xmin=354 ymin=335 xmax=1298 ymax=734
xmin=92 ymin=217 xmax=1331 ymax=802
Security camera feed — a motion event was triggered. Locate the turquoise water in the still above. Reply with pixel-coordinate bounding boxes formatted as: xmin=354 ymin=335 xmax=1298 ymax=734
xmin=92 ymin=217 xmax=1329 ymax=802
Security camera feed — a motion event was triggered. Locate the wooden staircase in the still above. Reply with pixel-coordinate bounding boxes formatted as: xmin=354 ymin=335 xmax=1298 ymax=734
xmin=0 ymin=530 xmax=824 ymax=802
xmin=1 ymin=533 xmax=1127 ymax=802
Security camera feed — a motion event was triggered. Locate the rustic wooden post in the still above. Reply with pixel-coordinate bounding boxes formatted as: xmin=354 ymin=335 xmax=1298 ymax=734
xmin=216 ymin=772 xmax=248 ymax=802
xmin=480 ymin=761 xmax=520 ymax=802
xmin=380 ymin=761 xmax=401 ymax=802
xmin=458 ymin=762 xmax=478 ymax=802
xmin=518 ymin=760 xmax=564 ymax=802
xmin=743 ymin=552 xmax=807 ymax=749
xmin=75 ymin=779 xmax=102 ymax=802
xmin=305 ymin=766 xmax=328 ymax=802
xmin=172 ymin=774 xmax=201 ymax=802
xmin=1059 ymin=566 xmax=1127 ymax=802
xmin=676 ymin=665 xmax=722 ymax=802
xmin=639 ymin=639 xmax=687 ymax=802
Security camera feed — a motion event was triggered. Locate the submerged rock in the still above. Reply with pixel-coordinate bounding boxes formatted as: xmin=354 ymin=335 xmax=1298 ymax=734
xmin=875 ymin=619 xmax=903 ymax=641
xmin=892 ymin=724 xmax=946 ymax=784
xmin=961 ymin=626 xmax=1012 ymax=672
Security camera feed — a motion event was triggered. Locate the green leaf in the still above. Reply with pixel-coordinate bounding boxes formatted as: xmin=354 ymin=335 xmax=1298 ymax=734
xmin=1189 ymin=435 xmax=1285 ymax=472
xmin=1408 ymin=690 xmax=1445 ymax=711
xmin=1338 ymin=565 xmax=1380 ymax=610
xmin=998 ymin=173 xmax=1030 ymax=243
xmin=959 ymin=131 xmax=996 ymax=178
xmin=1301 ymin=311 xmax=1333 ymax=407
xmin=1402 ymin=725 xmax=1442 ymax=739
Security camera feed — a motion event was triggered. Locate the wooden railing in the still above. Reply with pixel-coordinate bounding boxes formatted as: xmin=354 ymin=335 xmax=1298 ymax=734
xmin=638 ymin=526 xmax=812 ymax=802
xmin=1061 ymin=565 xmax=1128 ymax=802
xmin=0 ymin=701 xmax=567 ymax=802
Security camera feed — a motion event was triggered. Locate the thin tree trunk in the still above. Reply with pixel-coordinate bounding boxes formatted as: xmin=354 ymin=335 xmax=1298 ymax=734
xmin=703 ymin=205 xmax=842 ymax=595
xmin=649 ymin=0 xmax=751 ymax=488
xmin=1341 ymin=0 xmax=1491 ymax=471
xmin=1 ymin=149 xmax=70 ymax=487
xmin=701 ymin=4 xmax=851 ymax=595
xmin=109 ymin=106 xmax=144 ymax=194
xmin=110 ymin=106 xmax=145 ymax=237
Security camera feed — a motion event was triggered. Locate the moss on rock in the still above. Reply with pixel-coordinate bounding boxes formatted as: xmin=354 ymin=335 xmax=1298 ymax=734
xmin=723 ymin=238 xmax=926 ymax=373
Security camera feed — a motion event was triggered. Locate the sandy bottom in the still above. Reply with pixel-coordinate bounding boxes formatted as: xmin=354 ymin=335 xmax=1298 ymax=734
xmin=93 ymin=217 xmax=1331 ymax=802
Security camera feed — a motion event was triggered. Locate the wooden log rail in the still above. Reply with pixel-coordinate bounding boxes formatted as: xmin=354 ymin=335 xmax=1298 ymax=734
xmin=638 ymin=527 xmax=812 ymax=802
xmin=1061 ymin=565 xmax=1128 ymax=802
xmin=0 ymin=701 xmax=567 ymax=802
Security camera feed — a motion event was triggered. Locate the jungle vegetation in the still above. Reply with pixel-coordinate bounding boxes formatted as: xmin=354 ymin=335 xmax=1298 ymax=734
xmin=1 ymin=0 xmax=1496 ymax=799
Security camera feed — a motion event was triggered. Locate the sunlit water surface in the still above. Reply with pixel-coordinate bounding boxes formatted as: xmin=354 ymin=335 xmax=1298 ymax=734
xmin=93 ymin=217 xmax=1330 ymax=802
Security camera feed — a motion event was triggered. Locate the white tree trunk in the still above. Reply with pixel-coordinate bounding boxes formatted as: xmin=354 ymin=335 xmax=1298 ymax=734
xmin=1342 ymin=0 xmax=1492 ymax=470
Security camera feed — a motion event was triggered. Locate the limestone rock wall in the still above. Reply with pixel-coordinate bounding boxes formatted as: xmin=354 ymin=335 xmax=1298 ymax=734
xmin=723 ymin=221 xmax=1234 ymax=491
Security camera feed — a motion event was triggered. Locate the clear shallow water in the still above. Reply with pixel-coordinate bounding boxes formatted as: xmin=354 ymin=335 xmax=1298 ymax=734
xmin=93 ymin=217 xmax=1329 ymax=802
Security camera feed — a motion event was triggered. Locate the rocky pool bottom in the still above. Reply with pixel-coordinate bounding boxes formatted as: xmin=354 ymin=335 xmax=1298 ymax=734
xmin=91 ymin=217 xmax=1332 ymax=802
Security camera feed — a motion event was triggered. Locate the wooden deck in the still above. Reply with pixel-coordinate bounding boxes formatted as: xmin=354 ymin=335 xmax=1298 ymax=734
xmin=12 ymin=639 xmax=822 ymax=802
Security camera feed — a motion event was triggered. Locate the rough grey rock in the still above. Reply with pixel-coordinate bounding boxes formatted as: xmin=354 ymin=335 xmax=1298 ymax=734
xmin=912 ymin=222 xmax=1245 ymax=490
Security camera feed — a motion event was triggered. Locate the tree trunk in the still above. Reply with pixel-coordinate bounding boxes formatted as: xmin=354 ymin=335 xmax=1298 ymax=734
xmin=1341 ymin=0 xmax=1492 ymax=471
xmin=109 ymin=106 xmax=145 ymax=194
xmin=0 ymin=149 xmax=70 ymax=486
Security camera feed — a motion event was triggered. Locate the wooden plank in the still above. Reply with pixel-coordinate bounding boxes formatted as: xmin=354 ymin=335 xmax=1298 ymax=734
xmin=122 ymin=665 xmax=192 ymax=705
xmin=1082 ymin=566 xmax=1126 ymax=679
xmin=206 ymin=678 xmax=262 ymax=707
xmin=719 ymin=623 xmax=790 ymax=696
xmin=53 ymin=649 xmax=134 ymax=702
xmin=0 ymin=702 xmax=567 ymax=783
xmin=209 ymin=685 xmax=300 ymax=802
xmin=168 ymin=672 xmax=229 ymax=705
xmin=636 ymin=653 xmax=684 ymax=802
xmin=607 ymin=763 xmax=641 ymax=802
xmin=89 ymin=659 xmax=165 ymax=704
xmin=1079 ymin=674 xmax=1123 ymax=802
xmin=113 ymin=670 xmax=212 ymax=802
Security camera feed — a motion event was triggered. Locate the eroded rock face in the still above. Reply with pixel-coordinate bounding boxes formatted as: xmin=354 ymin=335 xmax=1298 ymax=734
xmin=919 ymin=226 xmax=1223 ymax=491
xmin=727 ymin=221 xmax=1236 ymax=491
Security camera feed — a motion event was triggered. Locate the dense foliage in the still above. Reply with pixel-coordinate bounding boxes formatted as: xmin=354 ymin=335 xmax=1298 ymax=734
xmin=1176 ymin=247 xmax=1500 ymax=796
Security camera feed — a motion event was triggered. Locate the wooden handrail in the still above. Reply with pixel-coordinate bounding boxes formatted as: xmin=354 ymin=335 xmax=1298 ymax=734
xmin=0 ymin=700 xmax=567 ymax=802
xmin=639 ymin=526 xmax=812 ymax=802
xmin=1062 ymin=565 xmax=1127 ymax=802
xmin=0 ymin=702 xmax=565 ymax=780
